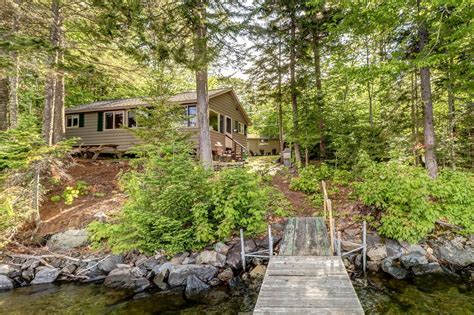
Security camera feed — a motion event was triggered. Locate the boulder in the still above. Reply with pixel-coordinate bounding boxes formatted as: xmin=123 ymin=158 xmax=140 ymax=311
xmin=381 ymin=258 xmax=409 ymax=280
xmin=93 ymin=211 xmax=108 ymax=223
xmin=21 ymin=259 xmax=39 ymax=271
xmin=196 ymin=250 xmax=226 ymax=267
xmin=138 ymin=258 xmax=160 ymax=271
xmin=226 ymin=245 xmax=243 ymax=270
xmin=217 ymin=268 xmax=234 ymax=282
xmin=400 ymin=252 xmax=428 ymax=269
xmin=31 ymin=267 xmax=60 ymax=284
xmin=104 ymin=267 xmax=151 ymax=292
xmin=75 ymin=261 xmax=104 ymax=278
xmin=366 ymin=233 xmax=382 ymax=246
xmin=0 ymin=264 xmax=20 ymax=278
xmin=170 ymin=252 xmax=190 ymax=265
xmin=385 ymin=239 xmax=403 ymax=258
xmin=412 ymin=262 xmax=443 ymax=276
xmin=185 ymin=274 xmax=210 ymax=301
xmin=367 ymin=261 xmax=380 ymax=272
xmin=152 ymin=263 xmax=172 ymax=290
xmin=431 ymin=236 xmax=474 ymax=267
xmin=214 ymin=242 xmax=230 ymax=255
xmin=98 ymin=255 xmax=124 ymax=274
xmin=168 ymin=264 xmax=218 ymax=287
xmin=0 ymin=275 xmax=14 ymax=290
xmin=404 ymin=244 xmax=426 ymax=256
xmin=60 ymin=264 xmax=77 ymax=275
xmin=367 ymin=245 xmax=387 ymax=261
xmin=341 ymin=240 xmax=362 ymax=252
xmin=249 ymin=265 xmax=266 ymax=279
xmin=47 ymin=229 xmax=89 ymax=250
xmin=182 ymin=257 xmax=196 ymax=265
xmin=21 ymin=268 xmax=35 ymax=282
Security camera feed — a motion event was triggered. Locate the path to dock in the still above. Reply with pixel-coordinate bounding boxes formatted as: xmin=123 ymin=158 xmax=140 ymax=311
xmin=253 ymin=217 xmax=364 ymax=314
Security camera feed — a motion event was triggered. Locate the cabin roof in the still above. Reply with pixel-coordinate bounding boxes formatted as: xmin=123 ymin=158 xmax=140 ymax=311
xmin=65 ymin=87 xmax=251 ymax=125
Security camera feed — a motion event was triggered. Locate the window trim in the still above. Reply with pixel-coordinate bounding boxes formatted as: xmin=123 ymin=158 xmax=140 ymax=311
xmin=66 ymin=114 xmax=79 ymax=129
xmin=104 ymin=110 xmax=125 ymax=130
xmin=209 ymin=110 xmax=220 ymax=133
xmin=225 ymin=116 xmax=232 ymax=134
xmin=183 ymin=104 xmax=197 ymax=127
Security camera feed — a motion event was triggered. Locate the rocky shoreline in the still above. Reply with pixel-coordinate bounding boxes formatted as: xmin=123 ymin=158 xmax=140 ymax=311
xmin=1 ymin=226 xmax=473 ymax=295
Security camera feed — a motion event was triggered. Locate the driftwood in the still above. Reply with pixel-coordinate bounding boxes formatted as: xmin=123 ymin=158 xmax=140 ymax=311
xmin=75 ymin=255 xmax=111 ymax=276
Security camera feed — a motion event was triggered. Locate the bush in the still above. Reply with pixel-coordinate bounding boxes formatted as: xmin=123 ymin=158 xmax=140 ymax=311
xmin=355 ymin=160 xmax=474 ymax=243
xmin=289 ymin=164 xmax=332 ymax=193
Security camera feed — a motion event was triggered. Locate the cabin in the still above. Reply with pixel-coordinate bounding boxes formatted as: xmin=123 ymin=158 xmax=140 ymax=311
xmin=64 ymin=88 xmax=252 ymax=160
xmin=248 ymin=134 xmax=281 ymax=156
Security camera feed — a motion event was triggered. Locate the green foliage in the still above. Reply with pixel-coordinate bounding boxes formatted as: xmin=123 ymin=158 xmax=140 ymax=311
xmin=60 ymin=181 xmax=90 ymax=205
xmin=50 ymin=195 xmax=61 ymax=202
xmin=289 ymin=164 xmax=331 ymax=193
xmin=355 ymin=160 xmax=474 ymax=243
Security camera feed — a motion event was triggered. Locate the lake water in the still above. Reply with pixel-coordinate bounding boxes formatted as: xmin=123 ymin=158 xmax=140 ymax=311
xmin=0 ymin=273 xmax=472 ymax=314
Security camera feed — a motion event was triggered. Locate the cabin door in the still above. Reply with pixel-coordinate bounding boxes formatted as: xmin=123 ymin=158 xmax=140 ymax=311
xmin=225 ymin=116 xmax=233 ymax=150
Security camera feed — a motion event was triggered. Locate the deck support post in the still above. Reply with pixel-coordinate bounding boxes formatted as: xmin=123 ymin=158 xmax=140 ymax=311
xmin=362 ymin=221 xmax=367 ymax=275
xmin=268 ymin=225 xmax=273 ymax=256
xmin=240 ymin=228 xmax=246 ymax=271
xmin=337 ymin=231 xmax=342 ymax=256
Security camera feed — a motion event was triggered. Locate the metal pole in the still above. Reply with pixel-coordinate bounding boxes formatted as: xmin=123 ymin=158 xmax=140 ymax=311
xmin=240 ymin=229 xmax=246 ymax=271
xmin=362 ymin=221 xmax=367 ymax=275
xmin=268 ymin=225 xmax=273 ymax=256
xmin=331 ymin=219 xmax=337 ymax=255
xmin=328 ymin=199 xmax=334 ymax=254
xmin=337 ymin=231 xmax=342 ymax=256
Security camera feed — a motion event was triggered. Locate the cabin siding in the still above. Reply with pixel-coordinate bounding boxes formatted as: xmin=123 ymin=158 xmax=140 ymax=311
xmin=249 ymin=138 xmax=280 ymax=156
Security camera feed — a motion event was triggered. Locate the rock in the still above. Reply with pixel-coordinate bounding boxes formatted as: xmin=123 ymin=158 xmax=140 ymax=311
xmin=61 ymin=264 xmax=77 ymax=275
xmin=208 ymin=278 xmax=221 ymax=286
xmin=367 ymin=245 xmax=387 ymax=261
xmin=431 ymin=236 xmax=474 ymax=267
xmin=271 ymin=223 xmax=284 ymax=232
xmin=104 ymin=267 xmax=151 ymax=292
xmin=381 ymin=258 xmax=409 ymax=280
xmin=152 ymin=263 xmax=172 ymax=290
xmin=98 ymin=255 xmax=124 ymax=274
xmin=21 ymin=259 xmax=40 ymax=271
xmin=168 ymin=264 xmax=218 ymax=287
xmin=21 ymin=269 xmax=35 ymax=282
xmin=76 ymin=261 xmax=104 ymax=278
xmin=366 ymin=233 xmax=382 ymax=246
xmin=341 ymin=240 xmax=362 ymax=252
xmin=249 ymin=265 xmax=266 ymax=279
xmin=412 ymin=262 xmax=443 ymax=276
xmin=196 ymin=250 xmax=226 ymax=267
xmin=93 ymin=211 xmax=108 ymax=223
xmin=185 ymin=274 xmax=210 ymax=301
xmin=214 ymin=242 xmax=230 ymax=255
xmin=139 ymin=258 xmax=160 ymax=271
xmin=0 ymin=275 xmax=14 ymax=290
xmin=47 ymin=229 xmax=89 ymax=250
xmin=244 ymin=239 xmax=257 ymax=253
xmin=217 ymin=268 xmax=234 ymax=282
xmin=31 ymin=268 xmax=60 ymax=284
xmin=385 ymin=239 xmax=403 ymax=258
xmin=226 ymin=245 xmax=243 ymax=270
xmin=344 ymin=228 xmax=359 ymax=238
xmin=170 ymin=252 xmax=190 ymax=265
xmin=367 ymin=261 xmax=380 ymax=272
xmin=0 ymin=264 xmax=20 ymax=278
xmin=182 ymin=257 xmax=196 ymax=265
xmin=400 ymin=252 xmax=428 ymax=269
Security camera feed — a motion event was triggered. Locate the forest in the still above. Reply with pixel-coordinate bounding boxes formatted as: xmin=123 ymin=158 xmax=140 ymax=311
xmin=0 ymin=0 xmax=473 ymax=262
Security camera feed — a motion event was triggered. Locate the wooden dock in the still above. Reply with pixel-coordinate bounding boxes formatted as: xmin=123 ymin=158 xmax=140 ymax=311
xmin=253 ymin=217 xmax=364 ymax=314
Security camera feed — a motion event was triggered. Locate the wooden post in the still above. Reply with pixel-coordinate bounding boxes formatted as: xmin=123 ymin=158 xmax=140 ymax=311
xmin=327 ymin=199 xmax=334 ymax=254
xmin=240 ymin=228 xmax=246 ymax=271
xmin=321 ymin=181 xmax=328 ymax=219
xmin=362 ymin=221 xmax=367 ymax=275
xmin=337 ymin=231 xmax=342 ymax=256
xmin=268 ymin=225 xmax=273 ymax=256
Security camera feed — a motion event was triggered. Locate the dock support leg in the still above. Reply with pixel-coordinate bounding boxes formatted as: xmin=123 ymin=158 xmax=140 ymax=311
xmin=337 ymin=231 xmax=342 ymax=256
xmin=268 ymin=225 xmax=273 ymax=256
xmin=240 ymin=228 xmax=246 ymax=271
xmin=362 ymin=221 xmax=367 ymax=276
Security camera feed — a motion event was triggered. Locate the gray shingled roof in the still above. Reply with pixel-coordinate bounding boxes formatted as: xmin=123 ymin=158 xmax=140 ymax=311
xmin=65 ymin=87 xmax=232 ymax=114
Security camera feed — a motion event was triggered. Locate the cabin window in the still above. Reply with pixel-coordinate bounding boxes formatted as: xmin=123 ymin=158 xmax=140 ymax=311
xmin=127 ymin=111 xmax=137 ymax=128
xmin=238 ymin=122 xmax=244 ymax=134
xmin=233 ymin=120 xmax=239 ymax=133
xmin=104 ymin=111 xmax=124 ymax=130
xmin=209 ymin=111 xmax=218 ymax=132
xmin=219 ymin=114 xmax=225 ymax=133
xmin=244 ymin=124 xmax=248 ymax=136
xmin=184 ymin=105 xmax=197 ymax=127
xmin=66 ymin=114 xmax=79 ymax=128
xmin=226 ymin=117 xmax=232 ymax=133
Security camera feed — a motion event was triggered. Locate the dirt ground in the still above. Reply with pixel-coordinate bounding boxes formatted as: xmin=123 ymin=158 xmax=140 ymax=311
xmin=271 ymin=175 xmax=318 ymax=217
xmin=37 ymin=159 xmax=129 ymax=236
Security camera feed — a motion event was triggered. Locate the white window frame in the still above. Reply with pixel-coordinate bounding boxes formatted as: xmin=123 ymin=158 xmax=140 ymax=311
xmin=183 ymin=104 xmax=197 ymax=127
xmin=209 ymin=110 xmax=220 ymax=132
xmin=238 ymin=122 xmax=244 ymax=134
xmin=66 ymin=114 xmax=79 ymax=129
xmin=104 ymin=111 xmax=125 ymax=130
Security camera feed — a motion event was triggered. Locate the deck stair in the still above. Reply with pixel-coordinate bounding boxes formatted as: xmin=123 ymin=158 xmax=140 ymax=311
xmin=253 ymin=217 xmax=364 ymax=314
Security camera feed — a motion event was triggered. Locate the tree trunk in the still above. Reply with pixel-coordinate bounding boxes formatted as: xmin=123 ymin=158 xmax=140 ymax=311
xmin=366 ymin=42 xmax=374 ymax=128
xmin=447 ymin=57 xmax=455 ymax=168
xmin=410 ymin=71 xmax=418 ymax=165
xmin=418 ymin=1 xmax=438 ymax=178
xmin=290 ymin=10 xmax=301 ymax=166
xmin=8 ymin=0 xmax=20 ymax=129
xmin=0 ymin=78 xmax=9 ymax=131
xmin=52 ymin=26 xmax=65 ymax=144
xmin=277 ymin=33 xmax=284 ymax=161
xmin=193 ymin=0 xmax=212 ymax=169
xmin=313 ymin=25 xmax=325 ymax=160
xmin=42 ymin=0 xmax=61 ymax=146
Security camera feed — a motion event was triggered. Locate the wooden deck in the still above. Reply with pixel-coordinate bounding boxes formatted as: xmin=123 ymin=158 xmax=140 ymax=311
xmin=253 ymin=217 xmax=364 ymax=314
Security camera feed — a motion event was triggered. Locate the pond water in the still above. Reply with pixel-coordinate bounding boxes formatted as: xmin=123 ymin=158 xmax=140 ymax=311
xmin=0 ymin=273 xmax=472 ymax=314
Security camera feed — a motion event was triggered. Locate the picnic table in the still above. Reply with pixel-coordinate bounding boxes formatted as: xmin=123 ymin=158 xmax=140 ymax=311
xmin=72 ymin=144 xmax=123 ymax=160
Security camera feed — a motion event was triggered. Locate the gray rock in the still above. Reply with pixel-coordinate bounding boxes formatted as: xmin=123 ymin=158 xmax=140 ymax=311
xmin=405 ymin=244 xmax=426 ymax=256
xmin=93 ymin=211 xmax=108 ymax=223
xmin=104 ymin=267 xmax=151 ymax=292
xmin=412 ymin=262 xmax=443 ymax=276
xmin=168 ymin=264 xmax=218 ymax=287
xmin=367 ymin=261 xmax=380 ymax=272
xmin=400 ymin=252 xmax=428 ymax=269
xmin=366 ymin=233 xmax=382 ymax=246
xmin=182 ymin=257 xmax=196 ymax=265
xmin=152 ymin=263 xmax=172 ymax=290
xmin=98 ymin=255 xmax=123 ymax=274
xmin=47 ymin=229 xmax=89 ymax=250
xmin=214 ymin=242 xmax=230 ymax=255
xmin=367 ymin=245 xmax=387 ymax=261
xmin=60 ymin=264 xmax=77 ymax=275
xmin=431 ymin=236 xmax=474 ymax=267
xmin=21 ymin=269 xmax=35 ymax=281
xmin=21 ymin=259 xmax=39 ymax=271
xmin=31 ymin=268 xmax=60 ymax=284
xmin=170 ymin=252 xmax=190 ymax=265
xmin=0 ymin=275 xmax=14 ymax=290
xmin=185 ymin=274 xmax=210 ymax=301
xmin=76 ymin=261 xmax=104 ymax=278
xmin=0 ymin=264 xmax=20 ymax=278
xmin=381 ymin=258 xmax=409 ymax=280
xmin=225 ymin=245 xmax=242 ymax=270
xmin=244 ymin=239 xmax=257 ymax=253
xmin=385 ymin=239 xmax=403 ymax=258
xmin=341 ymin=240 xmax=362 ymax=252
xmin=217 ymin=268 xmax=234 ymax=282
xmin=138 ymin=258 xmax=160 ymax=271
xmin=196 ymin=250 xmax=226 ymax=267
xmin=249 ymin=265 xmax=266 ymax=279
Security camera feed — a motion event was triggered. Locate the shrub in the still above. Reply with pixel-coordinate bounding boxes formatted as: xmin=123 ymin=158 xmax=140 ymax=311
xmin=290 ymin=164 xmax=331 ymax=193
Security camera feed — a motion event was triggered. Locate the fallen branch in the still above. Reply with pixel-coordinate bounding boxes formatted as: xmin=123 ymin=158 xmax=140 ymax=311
xmin=7 ymin=253 xmax=55 ymax=269
xmin=75 ymin=255 xmax=110 ymax=276
xmin=436 ymin=220 xmax=462 ymax=230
